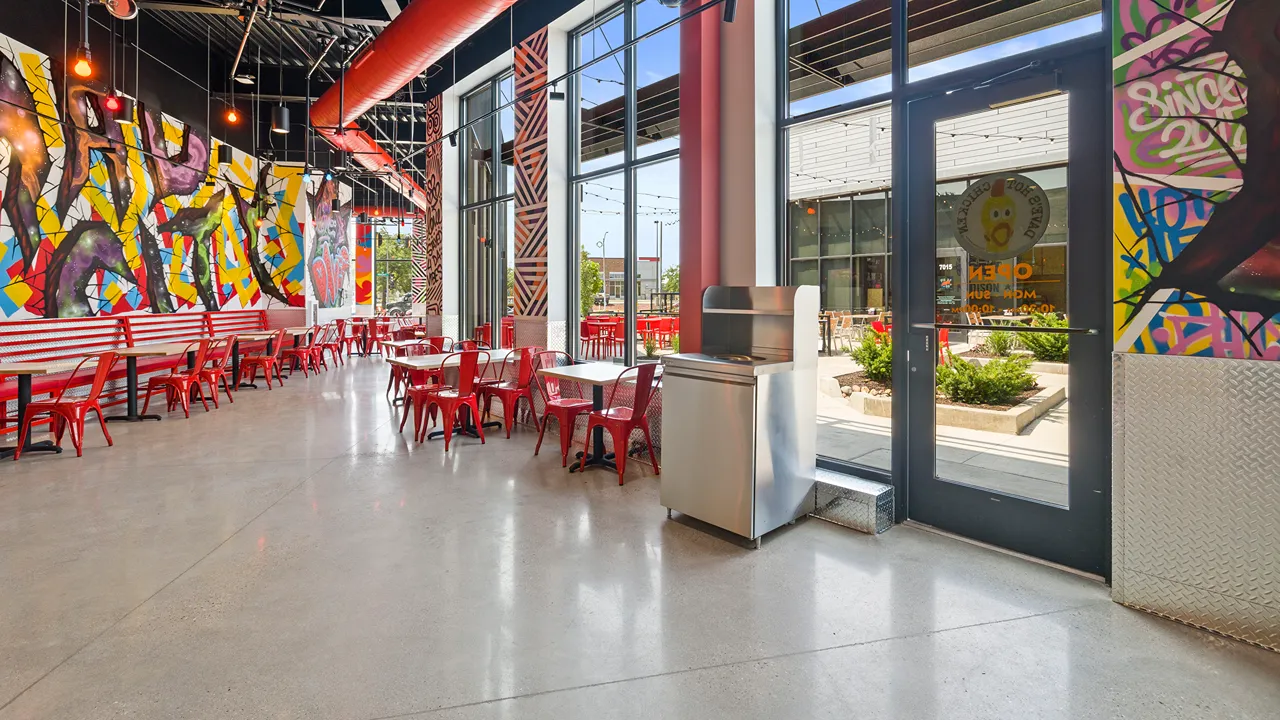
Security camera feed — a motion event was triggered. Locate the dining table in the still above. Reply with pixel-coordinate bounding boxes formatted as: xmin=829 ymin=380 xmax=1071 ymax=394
xmin=535 ymin=361 xmax=661 ymax=474
xmin=227 ymin=331 xmax=280 ymax=388
xmin=982 ymin=314 xmax=1033 ymax=324
xmin=104 ymin=342 xmax=199 ymax=422
xmin=0 ymin=359 xmax=97 ymax=458
xmin=386 ymin=353 xmax=512 ymax=438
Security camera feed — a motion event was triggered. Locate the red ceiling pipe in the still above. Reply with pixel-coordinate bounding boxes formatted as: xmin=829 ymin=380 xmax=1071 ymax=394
xmin=311 ymin=0 xmax=517 ymax=210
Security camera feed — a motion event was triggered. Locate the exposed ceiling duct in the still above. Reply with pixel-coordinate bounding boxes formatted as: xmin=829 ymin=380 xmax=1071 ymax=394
xmin=310 ymin=0 xmax=517 ymax=210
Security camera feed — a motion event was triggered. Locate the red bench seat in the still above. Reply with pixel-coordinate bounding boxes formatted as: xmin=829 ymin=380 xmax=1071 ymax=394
xmin=1 ymin=310 xmax=268 ymax=433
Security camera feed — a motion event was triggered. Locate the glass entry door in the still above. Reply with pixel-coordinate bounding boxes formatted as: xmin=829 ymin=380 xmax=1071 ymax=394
xmin=901 ymin=53 xmax=1109 ymax=576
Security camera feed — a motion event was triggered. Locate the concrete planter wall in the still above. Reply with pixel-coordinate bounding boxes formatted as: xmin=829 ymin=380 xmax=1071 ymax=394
xmin=842 ymin=385 xmax=1066 ymax=435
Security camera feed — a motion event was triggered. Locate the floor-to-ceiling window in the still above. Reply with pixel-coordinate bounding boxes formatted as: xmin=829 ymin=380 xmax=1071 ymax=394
xmin=373 ymin=218 xmax=414 ymax=315
xmin=460 ymin=72 xmax=516 ymax=346
xmin=571 ymin=0 xmax=680 ymax=363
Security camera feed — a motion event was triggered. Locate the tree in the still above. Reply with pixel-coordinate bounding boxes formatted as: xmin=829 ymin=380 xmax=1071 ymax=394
xmin=374 ymin=230 xmax=413 ymax=310
xmin=580 ymin=249 xmax=603 ymax=317
xmin=506 ymin=266 xmax=515 ymax=313
xmin=661 ymin=264 xmax=680 ymax=294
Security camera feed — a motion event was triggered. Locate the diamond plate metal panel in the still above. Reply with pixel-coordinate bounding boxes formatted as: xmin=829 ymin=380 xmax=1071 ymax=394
xmin=1113 ymin=353 xmax=1280 ymax=652
xmin=812 ymin=469 xmax=893 ymax=535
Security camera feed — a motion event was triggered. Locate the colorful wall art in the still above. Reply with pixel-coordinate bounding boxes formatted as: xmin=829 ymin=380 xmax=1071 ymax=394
xmin=306 ymin=178 xmax=352 ymax=310
xmin=1113 ymin=0 xmax=1280 ymax=359
xmin=0 ymin=33 xmax=305 ymax=320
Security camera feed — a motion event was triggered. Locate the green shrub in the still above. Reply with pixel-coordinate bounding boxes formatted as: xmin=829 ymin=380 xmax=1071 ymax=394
xmin=643 ymin=335 xmax=658 ymax=358
xmin=935 ymin=353 xmax=1036 ymax=406
xmin=671 ymin=333 xmax=680 ymax=354
xmin=982 ymin=328 xmax=1017 ymax=357
xmin=1019 ymin=312 xmax=1070 ymax=363
xmin=850 ymin=332 xmax=893 ymax=383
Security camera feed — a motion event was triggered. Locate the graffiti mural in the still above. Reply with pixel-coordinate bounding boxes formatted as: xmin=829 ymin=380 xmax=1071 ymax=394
xmin=306 ymin=177 xmax=352 ymax=309
xmin=0 ymin=33 xmax=305 ymax=320
xmin=1114 ymin=0 xmax=1280 ymax=359
xmin=355 ymin=221 xmax=373 ymax=306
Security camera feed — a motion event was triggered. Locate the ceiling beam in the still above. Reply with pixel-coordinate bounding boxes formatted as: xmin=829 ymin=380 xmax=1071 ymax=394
xmin=137 ymin=2 xmax=389 ymax=29
xmin=381 ymin=0 xmax=401 ymax=20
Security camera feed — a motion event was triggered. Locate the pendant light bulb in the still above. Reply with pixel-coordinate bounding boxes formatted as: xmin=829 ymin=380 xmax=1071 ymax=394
xmin=225 ymin=106 xmax=240 ymax=124
xmin=72 ymin=46 xmax=93 ymax=78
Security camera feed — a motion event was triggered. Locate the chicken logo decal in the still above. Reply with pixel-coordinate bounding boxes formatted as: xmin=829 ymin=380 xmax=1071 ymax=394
xmin=953 ymin=173 xmax=1050 ymax=261
xmin=980 ymin=178 xmax=1017 ymax=254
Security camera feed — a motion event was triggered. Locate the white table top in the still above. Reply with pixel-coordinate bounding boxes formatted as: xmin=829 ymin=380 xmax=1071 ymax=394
xmin=230 ymin=331 xmax=278 ymax=341
xmin=537 ymin=362 xmax=635 ymax=386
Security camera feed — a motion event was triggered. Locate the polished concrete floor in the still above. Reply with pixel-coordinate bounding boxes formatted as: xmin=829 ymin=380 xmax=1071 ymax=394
xmin=1 ymin=358 xmax=1277 ymax=719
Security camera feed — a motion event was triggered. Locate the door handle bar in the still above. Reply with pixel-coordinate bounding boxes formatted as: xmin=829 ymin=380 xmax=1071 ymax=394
xmin=911 ymin=323 xmax=1098 ymax=335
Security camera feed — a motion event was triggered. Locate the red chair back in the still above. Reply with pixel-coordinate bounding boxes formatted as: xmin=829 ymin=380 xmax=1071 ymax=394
xmin=532 ymin=350 xmax=575 ymax=403
xmin=180 ymin=338 xmax=213 ymax=374
xmin=335 ymin=318 xmax=346 ymax=338
xmin=268 ymin=329 xmax=288 ymax=359
xmin=606 ymin=363 xmax=659 ymax=417
xmin=428 ymin=336 xmax=451 ymax=352
xmin=446 ymin=351 xmax=486 ymax=395
xmin=52 ymin=352 xmax=119 ymax=403
xmin=871 ymin=320 xmax=888 ymax=335
xmin=515 ymin=346 xmax=541 ymax=388
xmin=209 ymin=336 xmax=236 ymax=370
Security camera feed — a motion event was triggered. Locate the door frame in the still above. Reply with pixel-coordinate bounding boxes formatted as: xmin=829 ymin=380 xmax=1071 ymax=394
xmin=894 ymin=50 xmax=1112 ymax=577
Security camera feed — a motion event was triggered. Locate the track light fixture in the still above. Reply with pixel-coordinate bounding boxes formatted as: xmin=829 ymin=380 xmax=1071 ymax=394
xmin=271 ymin=104 xmax=290 ymax=134
xmin=234 ymin=73 xmax=255 ymax=85
xmin=723 ymin=0 xmax=737 ymax=22
xmin=448 ymin=132 xmax=457 ymax=147
xmin=217 ymin=144 xmax=232 ymax=165
xmin=549 ymin=83 xmax=565 ymax=101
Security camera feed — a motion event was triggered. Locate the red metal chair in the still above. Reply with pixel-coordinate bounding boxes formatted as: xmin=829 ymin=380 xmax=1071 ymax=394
xmin=656 ymin=317 xmax=674 ymax=348
xmin=281 ymin=325 xmax=322 ymax=377
xmin=938 ymin=328 xmax=952 ymax=365
xmin=240 ymin=329 xmax=288 ymax=389
xmin=531 ymin=351 xmax=593 ymax=467
xmin=141 ymin=340 xmax=213 ymax=418
xmin=455 ymin=339 xmax=483 ymax=351
xmin=580 ymin=363 xmax=661 ymax=485
xmin=429 ymin=336 xmax=454 ymax=352
xmin=309 ymin=324 xmax=336 ymax=371
xmin=200 ymin=335 xmax=237 ymax=407
xmin=417 ymin=350 xmax=488 ymax=450
xmin=13 ymin=352 xmax=119 ymax=460
xmin=327 ymin=319 xmax=349 ymax=364
xmin=479 ymin=346 xmax=542 ymax=438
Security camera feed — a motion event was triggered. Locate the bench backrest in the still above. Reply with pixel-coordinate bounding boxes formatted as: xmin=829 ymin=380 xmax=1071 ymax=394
xmin=0 ymin=311 xmax=270 ymax=365
xmin=0 ymin=317 xmax=128 ymax=364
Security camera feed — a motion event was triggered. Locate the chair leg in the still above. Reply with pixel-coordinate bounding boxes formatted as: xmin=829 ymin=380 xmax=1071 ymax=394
xmin=399 ymin=395 xmax=413 ymax=434
xmin=196 ymin=384 xmax=210 ymax=413
xmin=641 ymin=419 xmax=659 ymax=475
xmin=559 ymin=416 xmax=577 ymax=467
xmin=141 ymin=386 xmax=155 ymax=416
xmin=608 ymin=426 xmax=630 ymax=485
xmin=502 ymin=399 xmax=514 ymax=439
xmin=68 ymin=411 xmax=85 ymax=457
xmin=534 ymin=412 xmax=549 ymax=456
xmin=470 ymin=399 xmax=485 ymax=444
xmin=178 ymin=385 xmax=191 ymax=418
xmin=440 ymin=404 xmax=457 ymax=451
xmin=93 ymin=405 xmax=114 ymax=447
xmin=222 ymin=376 xmax=235 ymax=403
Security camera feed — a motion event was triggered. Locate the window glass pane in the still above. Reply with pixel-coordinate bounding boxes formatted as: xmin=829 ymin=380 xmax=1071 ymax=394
xmin=577 ymin=172 xmax=626 ymax=361
xmin=819 ymin=198 xmax=851 ymax=256
xmin=788 ymin=101 xmax=891 ymax=196
xmin=577 ymin=12 xmax=627 ymax=174
xmin=635 ymin=2 xmax=680 ymax=158
xmin=790 ymin=200 xmax=820 ymax=259
xmin=852 ymin=255 xmax=887 ymax=313
xmin=464 ymin=88 xmax=494 ymax=205
xmin=463 ymin=206 xmax=494 ymax=336
xmin=821 ymin=258 xmax=852 ymax=312
xmin=499 ymin=75 xmax=515 ymax=197
xmin=787 ymin=0 xmax=892 ymax=117
xmin=636 ymin=159 xmax=680 ymax=324
xmin=852 ymin=192 xmax=887 ymax=254
xmin=374 ymin=223 xmax=412 ymax=314
xmin=907 ymin=0 xmax=1102 ymax=83
xmin=504 ymin=199 xmax=515 ymax=320
xmin=792 ymin=259 xmax=819 ymax=288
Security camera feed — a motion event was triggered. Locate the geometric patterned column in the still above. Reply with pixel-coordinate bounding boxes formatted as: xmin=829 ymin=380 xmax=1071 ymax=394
xmin=513 ymin=28 xmax=550 ymax=346
xmin=414 ymin=95 xmax=444 ymax=315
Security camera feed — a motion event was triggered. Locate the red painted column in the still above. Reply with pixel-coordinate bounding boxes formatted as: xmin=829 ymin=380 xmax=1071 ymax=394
xmin=678 ymin=4 xmax=720 ymax=354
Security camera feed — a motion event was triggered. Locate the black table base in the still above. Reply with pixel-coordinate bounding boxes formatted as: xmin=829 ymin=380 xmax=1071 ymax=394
xmin=425 ymin=406 xmax=502 ymax=442
xmin=569 ymin=385 xmax=610 ymax=473
xmin=1 ymin=375 xmax=65 ymax=458
xmin=105 ymin=356 xmax=163 ymax=423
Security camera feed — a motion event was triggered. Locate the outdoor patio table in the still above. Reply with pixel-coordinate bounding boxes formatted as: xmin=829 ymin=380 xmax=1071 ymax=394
xmin=0 ymin=359 xmax=94 ymax=458
xmin=535 ymin=362 xmax=662 ymax=474
xmin=104 ymin=342 xmax=198 ymax=422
